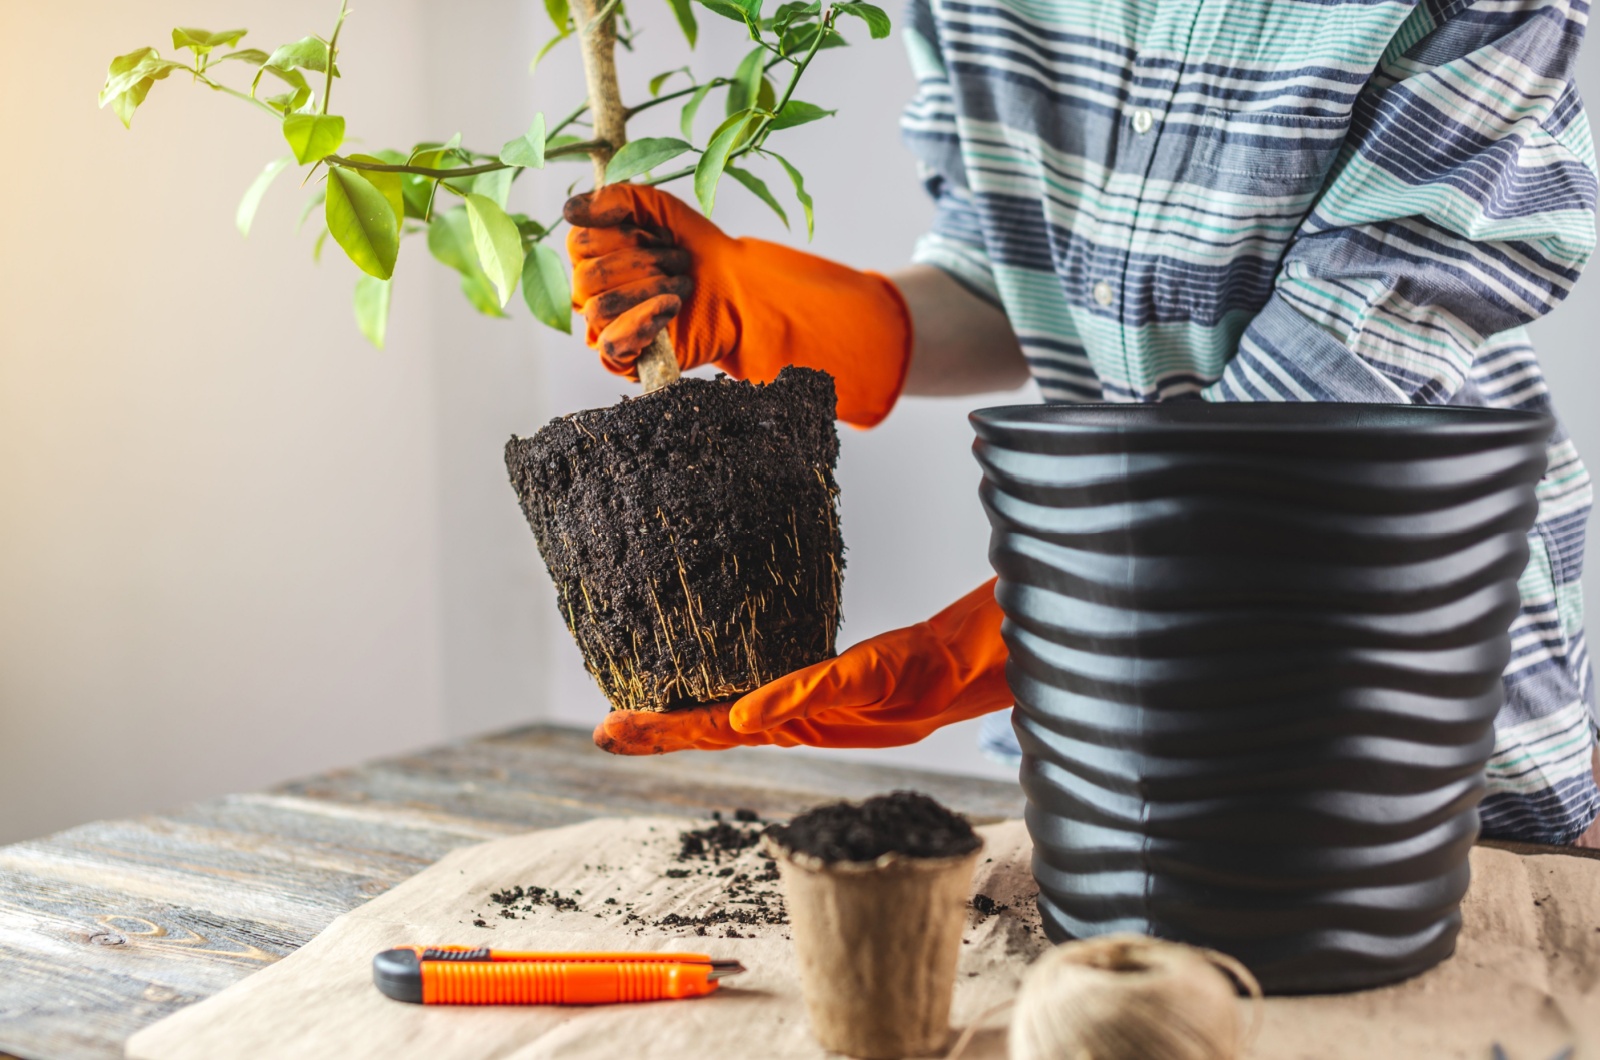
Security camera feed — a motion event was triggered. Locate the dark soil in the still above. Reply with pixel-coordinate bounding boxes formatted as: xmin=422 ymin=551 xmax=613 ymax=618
xmin=505 ymin=368 xmax=843 ymax=712
xmin=677 ymin=820 xmax=764 ymax=862
xmin=487 ymin=884 xmax=580 ymax=916
xmin=971 ymin=893 xmax=1008 ymax=919
xmin=765 ymin=791 xmax=981 ymax=864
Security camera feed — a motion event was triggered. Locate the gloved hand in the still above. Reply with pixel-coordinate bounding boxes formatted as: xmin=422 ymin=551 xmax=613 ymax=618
xmin=593 ymin=579 xmax=1011 ymax=754
xmin=564 ymin=184 xmax=913 ymax=427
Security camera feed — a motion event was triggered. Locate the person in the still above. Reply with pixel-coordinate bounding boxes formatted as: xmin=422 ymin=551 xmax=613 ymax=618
xmin=564 ymin=0 xmax=1600 ymax=847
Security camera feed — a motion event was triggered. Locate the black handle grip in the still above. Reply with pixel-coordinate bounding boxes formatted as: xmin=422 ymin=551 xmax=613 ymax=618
xmin=372 ymin=948 xmax=423 ymax=1004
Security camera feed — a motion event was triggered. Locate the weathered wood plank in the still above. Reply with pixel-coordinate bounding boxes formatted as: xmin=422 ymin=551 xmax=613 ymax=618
xmin=0 ymin=723 xmax=1022 ymax=1060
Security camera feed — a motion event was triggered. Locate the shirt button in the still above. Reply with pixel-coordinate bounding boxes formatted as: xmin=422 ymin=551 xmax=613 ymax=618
xmin=1131 ymin=108 xmax=1154 ymax=134
xmin=1093 ymin=281 xmax=1115 ymax=306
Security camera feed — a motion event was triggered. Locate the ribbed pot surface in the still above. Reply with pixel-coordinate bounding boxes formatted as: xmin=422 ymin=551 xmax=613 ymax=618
xmin=970 ymin=402 xmax=1552 ymax=993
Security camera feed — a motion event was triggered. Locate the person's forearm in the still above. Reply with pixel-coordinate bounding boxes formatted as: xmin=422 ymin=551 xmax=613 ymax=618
xmin=893 ymin=265 xmax=1029 ymax=396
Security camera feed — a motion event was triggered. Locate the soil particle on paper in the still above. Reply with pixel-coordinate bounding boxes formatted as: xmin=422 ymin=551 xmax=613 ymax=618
xmin=468 ymin=811 xmax=788 ymax=939
xmin=970 ymin=894 xmax=1008 ymax=920
xmin=488 ymin=885 xmax=581 ymax=916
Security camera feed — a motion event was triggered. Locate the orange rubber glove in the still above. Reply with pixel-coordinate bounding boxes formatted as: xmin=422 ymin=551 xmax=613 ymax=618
xmin=593 ymin=579 xmax=1011 ymax=754
xmin=564 ymin=184 xmax=913 ymax=428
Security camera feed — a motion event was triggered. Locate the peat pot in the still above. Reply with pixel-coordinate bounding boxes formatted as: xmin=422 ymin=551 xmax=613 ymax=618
xmin=969 ymin=402 xmax=1553 ymax=993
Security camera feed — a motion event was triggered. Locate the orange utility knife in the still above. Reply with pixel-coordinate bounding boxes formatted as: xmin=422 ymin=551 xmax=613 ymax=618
xmin=372 ymin=946 xmax=746 ymax=1005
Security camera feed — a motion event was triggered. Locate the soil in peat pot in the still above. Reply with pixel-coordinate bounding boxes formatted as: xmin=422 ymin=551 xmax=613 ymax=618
xmin=766 ymin=791 xmax=982 ymax=864
xmin=505 ymin=367 xmax=844 ymax=713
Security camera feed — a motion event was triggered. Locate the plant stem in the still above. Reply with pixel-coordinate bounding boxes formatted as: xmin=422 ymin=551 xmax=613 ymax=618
xmin=197 ymin=75 xmax=284 ymax=118
xmin=629 ymin=51 xmax=792 ymax=121
xmin=624 ymin=78 xmax=729 ymax=119
xmin=639 ymin=164 xmax=696 ymax=187
xmin=572 ymin=0 xmax=679 ymax=391
xmin=573 ymin=0 xmax=628 ymax=185
xmin=326 ymin=139 xmax=603 ymax=178
xmin=582 ymin=0 xmax=624 ymax=36
xmin=548 ymin=98 xmax=591 ymax=138
xmin=768 ymin=11 xmax=832 ymax=125
xmin=322 ymin=0 xmax=350 ymax=117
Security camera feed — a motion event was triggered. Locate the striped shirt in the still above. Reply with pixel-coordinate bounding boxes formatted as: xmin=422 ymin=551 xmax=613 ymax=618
xmin=903 ymin=0 xmax=1600 ymax=843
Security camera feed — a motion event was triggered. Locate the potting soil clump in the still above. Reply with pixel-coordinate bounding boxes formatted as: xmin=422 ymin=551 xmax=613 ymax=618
xmin=506 ymin=367 xmax=843 ymax=713
xmin=766 ymin=791 xmax=981 ymax=864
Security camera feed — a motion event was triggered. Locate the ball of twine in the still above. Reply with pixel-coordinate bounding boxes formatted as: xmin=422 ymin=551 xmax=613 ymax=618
xmin=1005 ymin=934 xmax=1262 ymax=1060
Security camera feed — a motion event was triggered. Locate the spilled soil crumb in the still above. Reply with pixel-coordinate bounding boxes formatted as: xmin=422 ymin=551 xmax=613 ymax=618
xmin=971 ymin=893 xmax=1009 ymax=920
xmin=469 ymin=811 xmax=787 ymax=939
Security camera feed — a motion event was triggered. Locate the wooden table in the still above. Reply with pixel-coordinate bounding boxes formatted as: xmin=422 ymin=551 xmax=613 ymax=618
xmin=0 ymin=724 xmax=1024 ymax=1060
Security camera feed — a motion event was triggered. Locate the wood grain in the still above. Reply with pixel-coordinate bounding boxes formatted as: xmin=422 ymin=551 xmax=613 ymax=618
xmin=0 ymin=724 xmax=1022 ymax=1060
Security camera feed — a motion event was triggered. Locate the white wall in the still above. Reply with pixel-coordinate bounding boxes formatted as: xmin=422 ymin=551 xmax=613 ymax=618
xmin=3 ymin=0 xmax=1594 ymax=844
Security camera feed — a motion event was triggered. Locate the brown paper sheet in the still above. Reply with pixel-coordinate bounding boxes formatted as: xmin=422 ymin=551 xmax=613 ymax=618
xmin=124 ymin=818 xmax=1600 ymax=1060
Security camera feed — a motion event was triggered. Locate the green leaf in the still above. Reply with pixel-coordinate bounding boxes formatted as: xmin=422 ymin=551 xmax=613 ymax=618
xmin=769 ymin=99 xmax=834 ymax=130
xmin=543 ymin=133 xmax=592 ymax=163
xmin=400 ymin=177 xmax=434 ymax=220
xmin=665 ymin=0 xmax=699 ymax=46
xmin=521 ymin=243 xmax=572 ymax=333
xmin=256 ymin=65 xmax=312 ymax=114
xmin=457 ymin=273 xmax=506 ymax=316
xmin=344 ymin=156 xmax=406 ymax=228
xmin=408 ymin=134 xmax=463 ymax=171
xmin=171 ymin=27 xmax=247 ymax=55
xmin=833 ymin=1 xmax=890 ymax=38
xmin=605 ymin=138 xmax=695 ymax=184
xmin=216 ymin=48 xmax=270 ymax=65
xmin=282 ymin=113 xmax=345 ymax=164
xmin=726 ymin=47 xmax=765 ymax=116
xmin=262 ymin=36 xmax=336 ymax=75
xmin=100 ymin=48 xmax=183 ymax=101
xmin=472 ymin=167 xmax=514 ymax=208
xmin=726 ymin=165 xmax=788 ymax=229
xmin=499 ymin=115 xmax=547 ymax=168
xmin=326 ymin=165 xmax=400 ymax=279
xmin=766 ymin=150 xmax=814 ymax=239
xmin=695 ymin=110 xmax=758 ymax=216
xmin=108 ymin=77 xmax=154 ymax=128
xmin=312 ymin=227 xmax=329 ymax=262
xmin=695 ymin=0 xmax=761 ymax=35
xmin=236 ymin=155 xmax=293 ymax=236
xmin=354 ymin=276 xmax=391 ymax=349
xmin=649 ymin=67 xmax=692 ymax=97
xmin=397 ymin=142 xmax=451 ymax=220
xmin=529 ymin=30 xmax=570 ymax=75
xmin=543 ymin=0 xmax=571 ymax=34
xmin=781 ymin=22 xmax=847 ymax=54
xmin=768 ymin=1 xmax=819 ymax=33
xmin=464 ymin=194 xmax=524 ymax=307
xmin=99 ymin=48 xmax=185 ymax=126
xmin=680 ymin=83 xmax=716 ymax=141
xmin=427 ymin=207 xmax=506 ymax=317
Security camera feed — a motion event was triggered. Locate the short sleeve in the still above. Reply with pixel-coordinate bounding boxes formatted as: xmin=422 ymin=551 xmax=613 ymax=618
xmin=901 ymin=0 xmax=1000 ymax=304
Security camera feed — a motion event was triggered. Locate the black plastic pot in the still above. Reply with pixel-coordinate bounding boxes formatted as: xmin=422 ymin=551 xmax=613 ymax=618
xmin=970 ymin=402 xmax=1552 ymax=993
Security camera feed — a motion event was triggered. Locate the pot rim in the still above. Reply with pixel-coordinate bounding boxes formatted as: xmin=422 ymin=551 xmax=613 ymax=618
xmin=970 ymin=402 xmax=1553 ymax=437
